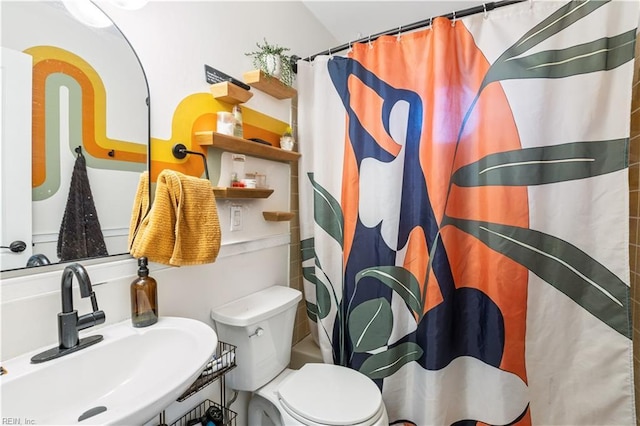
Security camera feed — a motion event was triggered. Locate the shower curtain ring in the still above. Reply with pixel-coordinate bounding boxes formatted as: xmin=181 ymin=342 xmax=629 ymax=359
xmin=368 ymin=34 xmax=373 ymax=49
xmin=348 ymin=40 xmax=352 ymax=52
xmin=429 ymin=17 xmax=433 ymax=30
xmin=483 ymin=3 xmax=489 ymax=19
xmin=397 ymin=25 xmax=402 ymax=42
xmin=451 ymin=11 xmax=456 ymax=27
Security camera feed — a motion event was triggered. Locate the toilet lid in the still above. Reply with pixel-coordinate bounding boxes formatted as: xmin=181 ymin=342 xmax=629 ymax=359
xmin=278 ymin=364 xmax=382 ymax=425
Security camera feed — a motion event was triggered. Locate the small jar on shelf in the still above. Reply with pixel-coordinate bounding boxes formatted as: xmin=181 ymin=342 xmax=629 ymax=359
xmin=230 ymin=154 xmax=246 ymax=187
xmin=232 ymin=105 xmax=243 ymax=138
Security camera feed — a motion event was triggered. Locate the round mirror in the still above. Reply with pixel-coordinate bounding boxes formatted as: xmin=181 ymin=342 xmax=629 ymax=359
xmin=0 ymin=1 xmax=149 ymax=273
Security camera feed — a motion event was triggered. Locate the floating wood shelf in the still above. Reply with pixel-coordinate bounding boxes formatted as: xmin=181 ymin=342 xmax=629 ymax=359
xmin=195 ymin=131 xmax=300 ymax=163
xmin=262 ymin=211 xmax=295 ymax=221
xmin=243 ymin=70 xmax=297 ymax=100
xmin=213 ymin=187 xmax=273 ymax=199
xmin=210 ymin=81 xmax=253 ymax=104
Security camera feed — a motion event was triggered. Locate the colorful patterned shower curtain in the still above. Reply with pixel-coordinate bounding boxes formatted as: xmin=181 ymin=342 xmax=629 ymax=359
xmin=298 ymin=1 xmax=638 ymax=424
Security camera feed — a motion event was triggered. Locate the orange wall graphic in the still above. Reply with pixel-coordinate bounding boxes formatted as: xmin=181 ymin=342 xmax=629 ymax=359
xmin=25 ymin=45 xmax=288 ymax=192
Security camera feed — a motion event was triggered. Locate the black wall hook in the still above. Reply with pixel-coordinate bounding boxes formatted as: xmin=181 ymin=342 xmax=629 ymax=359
xmin=172 ymin=143 xmax=210 ymax=180
xmin=1 ymin=240 xmax=27 ymax=253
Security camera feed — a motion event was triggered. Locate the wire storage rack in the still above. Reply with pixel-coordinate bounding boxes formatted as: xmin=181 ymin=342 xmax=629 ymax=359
xmin=168 ymin=399 xmax=237 ymax=426
xmin=177 ymin=341 xmax=237 ymax=402
xmin=160 ymin=341 xmax=237 ymax=426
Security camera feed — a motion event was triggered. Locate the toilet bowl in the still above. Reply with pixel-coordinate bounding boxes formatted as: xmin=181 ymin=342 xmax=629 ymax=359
xmin=211 ymin=286 xmax=388 ymax=426
xmin=249 ymin=365 xmax=387 ymax=426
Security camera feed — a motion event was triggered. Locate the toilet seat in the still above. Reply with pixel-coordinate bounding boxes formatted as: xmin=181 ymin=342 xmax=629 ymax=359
xmin=277 ymin=364 xmax=383 ymax=426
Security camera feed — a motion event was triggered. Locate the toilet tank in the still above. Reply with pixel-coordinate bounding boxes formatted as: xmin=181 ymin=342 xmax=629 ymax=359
xmin=211 ymin=286 xmax=302 ymax=391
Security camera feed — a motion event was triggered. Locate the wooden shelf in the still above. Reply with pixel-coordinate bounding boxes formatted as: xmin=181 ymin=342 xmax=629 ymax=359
xmin=210 ymin=82 xmax=253 ymax=104
xmin=243 ymin=70 xmax=297 ymax=100
xmin=263 ymin=211 xmax=295 ymax=221
xmin=195 ymin=131 xmax=300 ymax=163
xmin=213 ymin=187 xmax=273 ymax=199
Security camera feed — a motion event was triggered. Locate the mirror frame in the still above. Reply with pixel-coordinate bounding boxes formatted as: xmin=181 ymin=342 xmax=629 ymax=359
xmin=0 ymin=0 xmax=151 ymax=279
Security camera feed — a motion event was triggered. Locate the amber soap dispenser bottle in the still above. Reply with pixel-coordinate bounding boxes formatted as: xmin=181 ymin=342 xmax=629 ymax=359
xmin=130 ymin=256 xmax=158 ymax=327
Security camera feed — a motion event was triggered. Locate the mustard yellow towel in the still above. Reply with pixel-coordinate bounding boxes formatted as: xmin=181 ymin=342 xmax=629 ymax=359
xmin=129 ymin=170 xmax=221 ymax=266
xmin=128 ymin=171 xmax=150 ymax=250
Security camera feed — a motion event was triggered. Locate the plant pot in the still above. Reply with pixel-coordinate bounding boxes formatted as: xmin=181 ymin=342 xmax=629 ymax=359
xmin=263 ymin=54 xmax=282 ymax=79
xmin=280 ymin=136 xmax=294 ymax=151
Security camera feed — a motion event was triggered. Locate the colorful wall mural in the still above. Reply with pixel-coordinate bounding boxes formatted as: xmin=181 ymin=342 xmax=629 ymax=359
xmin=27 ymin=45 xmax=146 ymax=201
xmin=28 ymin=45 xmax=289 ymax=190
xmin=149 ymin=92 xmax=289 ymax=182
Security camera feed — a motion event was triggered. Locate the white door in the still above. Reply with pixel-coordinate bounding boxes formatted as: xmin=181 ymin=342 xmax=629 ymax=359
xmin=1 ymin=47 xmax=33 ymax=270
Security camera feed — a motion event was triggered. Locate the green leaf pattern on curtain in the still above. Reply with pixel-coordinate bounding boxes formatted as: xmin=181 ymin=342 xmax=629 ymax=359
xmin=482 ymin=1 xmax=624 ymax=89
xmin=303 ymin=265 xmax=333 ymax=320
xmin=305 ymin=174 xmax=348 ymax=363
xmin=356 ymin=266 xmax=425 ymax=320
xmin=359 ymin=342 xmax=424 ymax=380
xmin=306 ymin=300 xmax=319 ymax=323
xmin=301 ymin=237 xmax=316 ymax=262
xmin=452 ymin=139 xmax=628 ymax=187
xmin=348 ymin=298 xmax=393 ymax=353
xmin=443 ymin=217 xmax=630 ymax=338
xmin=487 ymin=30 xmax=636 ymax=81
xmin=308 ymin=172 xmax=344 ymax=248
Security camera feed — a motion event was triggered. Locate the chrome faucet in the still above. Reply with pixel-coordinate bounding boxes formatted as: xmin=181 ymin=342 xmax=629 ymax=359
xmin=31 ymin=263 xmax=106 ymax=363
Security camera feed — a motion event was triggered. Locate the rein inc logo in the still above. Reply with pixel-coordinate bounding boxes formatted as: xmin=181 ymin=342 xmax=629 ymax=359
xmin=2 ymin=419 xmax=35 ymax=425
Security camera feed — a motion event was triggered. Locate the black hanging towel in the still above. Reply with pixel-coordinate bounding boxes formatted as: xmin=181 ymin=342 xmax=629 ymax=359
xmin=57 ymin=147 xmax=108 ymax=261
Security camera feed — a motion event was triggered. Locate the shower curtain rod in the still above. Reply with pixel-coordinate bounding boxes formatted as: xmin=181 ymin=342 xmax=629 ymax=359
xmin=292 ymin=0 xmax=528 ymax=67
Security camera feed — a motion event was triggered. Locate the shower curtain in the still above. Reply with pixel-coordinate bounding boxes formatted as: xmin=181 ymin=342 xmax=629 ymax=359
xmin=298 ymin=1 xmax=638 ymax=424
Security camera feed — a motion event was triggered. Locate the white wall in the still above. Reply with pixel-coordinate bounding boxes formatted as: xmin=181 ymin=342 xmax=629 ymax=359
xmin=97 ymin=0 xmax=338 ymax=128
xmin=301 ymin=1 xmax=485 ymax=46
xmin=1 ymin=2 xmax=337 ymax=425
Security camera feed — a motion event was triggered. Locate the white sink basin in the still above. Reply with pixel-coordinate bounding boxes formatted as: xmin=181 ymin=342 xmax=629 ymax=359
xmin=1 ymin=317 xmax=217 ymax=425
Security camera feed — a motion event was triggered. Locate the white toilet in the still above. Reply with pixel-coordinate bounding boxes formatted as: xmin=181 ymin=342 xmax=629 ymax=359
xmin=211 ymin=285 xmax=389 ymax=426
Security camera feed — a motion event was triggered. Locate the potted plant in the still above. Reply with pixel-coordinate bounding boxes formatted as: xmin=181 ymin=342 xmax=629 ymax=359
xmin=245 ymin=38 xmax=294 ymax=87
xmin=280 ymin=126 xmax=295 ymax=151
